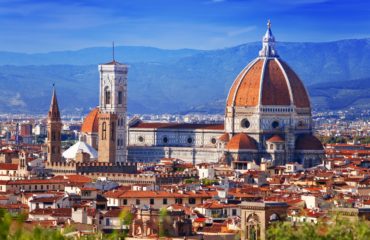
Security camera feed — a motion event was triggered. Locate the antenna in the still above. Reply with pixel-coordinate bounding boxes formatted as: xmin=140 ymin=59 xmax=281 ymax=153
xmin=112 ymin=41 xmax=115 ymax=61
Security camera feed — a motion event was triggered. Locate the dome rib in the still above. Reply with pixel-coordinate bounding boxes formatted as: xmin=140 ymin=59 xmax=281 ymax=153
xmin=279 ymin=60 xmax=311 ymax=108
xmin=275 ymin=58 xmax=294 ymax=105
xmin=226 ymin=58 xmax=263 ymax=107
xmin=261 ymin=59 xmax=291 ymax=106
xmin=257 ymin=58 xmax=268 ymax=106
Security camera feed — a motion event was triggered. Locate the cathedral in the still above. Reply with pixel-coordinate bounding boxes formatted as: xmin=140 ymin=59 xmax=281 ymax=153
xmin=76 ymin=21 xmax=324 ymax=169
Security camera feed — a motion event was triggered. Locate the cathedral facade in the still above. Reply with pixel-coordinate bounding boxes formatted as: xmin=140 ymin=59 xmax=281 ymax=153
xmin=80 ymin=22 xmax=324 ymax=169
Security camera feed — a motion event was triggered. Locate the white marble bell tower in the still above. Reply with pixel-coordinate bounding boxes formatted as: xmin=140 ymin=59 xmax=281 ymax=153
xmin=98 ymin=43 xmax=128 ymax=162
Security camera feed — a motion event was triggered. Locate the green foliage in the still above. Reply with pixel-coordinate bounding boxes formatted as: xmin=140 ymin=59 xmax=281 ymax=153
xmin=201 ymin=178 xmax=218 ymax=186
xmin=267 ymin=217 xmax=370 ymax=240
xmin=159 ymin=208 xmax=169 ymax=237
xmin=119 ymin=209 xmax=134 ymax=226
xmin=319 ymin=136 xmax=348 ymax=144
xmin=0 ymin=209 xmax=66 ymax=240
xmin=184 ymin=178 xmax=197 ymax=184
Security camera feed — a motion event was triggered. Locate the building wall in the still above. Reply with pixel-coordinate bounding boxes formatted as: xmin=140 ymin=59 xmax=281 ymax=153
xmin=129 ymin=128 xmax=223 ymax=148
xmin=128 ymin=146 xmax=222 ymax=164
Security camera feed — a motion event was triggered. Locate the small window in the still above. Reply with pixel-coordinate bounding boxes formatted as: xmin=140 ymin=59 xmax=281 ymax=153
xmin=136 ymin=199 xmax=140 ymax=205
xmin=51 ymin=131 xmax=56 ymax=141
xmin=298 ymin=121 xmax=304 ymax=127
xmin=102 ymin=122 xmax=107 ymax=140
xmin=138 ymin=136 xmax=144 ymax=142
xmin=111 ymin=122 xmax=115 ymax=141
xmin=187 ymin=137 xmax=193 ymax=144
xmin=118 ymin=91 xmax=123 ymax=105
xmin=188 ymin=198 xmax=196 ymax=204
xmin=211 ymin=138 xmax=216 ymax=144
xmin=163 ymin=136 xmax=168 ymax=144
xmin=272 ymin=121 xmax=279 ymax=129
xmin=232 ymin=209 xmax=237 ymax=216
xmin=105 ymin=88 xmax=111 ymax=105
xmin=123 ymin=199 xmax=127 ymax=205
xmin=150 ymin=198 xmax=154 ymax=205
xmin=163 ymin=198 xmax=168 ymax=205
xmin=175 ymin=198 xmax=183 ymax=204
xmin=241 ymin=119 xmax=251 ymax=128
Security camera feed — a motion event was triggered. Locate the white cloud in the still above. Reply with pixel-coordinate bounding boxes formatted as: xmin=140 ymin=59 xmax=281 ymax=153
xmin=227 ymin=26 xmax=256 ymax=37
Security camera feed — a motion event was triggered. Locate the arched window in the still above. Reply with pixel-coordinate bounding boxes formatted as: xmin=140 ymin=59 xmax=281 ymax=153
xmin=111 ymin=122 xmax=115 ymax=141
xmin=118 ymin=90 xmax=123 ymax=105
xmin=51 ymin=131 xmax=56 ymax=141
xmin=104 ymin=87 xmax=111 ymax=105
xmin=102 ymin=122 xmax=107 ymax=140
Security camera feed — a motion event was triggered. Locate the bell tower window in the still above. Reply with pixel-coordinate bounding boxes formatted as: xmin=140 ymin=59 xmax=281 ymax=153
xmin=118 ymin=91 xmax=123 ymax=105
xmin=102 ymin=122 xmax=107 ymax=140
xmin=105 ymin=87 xmax=111 ymax=105
xmin=111 ymin=122 xmax=115 ymax=141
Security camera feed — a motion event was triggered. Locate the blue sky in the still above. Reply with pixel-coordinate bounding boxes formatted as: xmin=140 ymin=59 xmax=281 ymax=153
xmin=0 ymin=0 xmax=369 ymax=52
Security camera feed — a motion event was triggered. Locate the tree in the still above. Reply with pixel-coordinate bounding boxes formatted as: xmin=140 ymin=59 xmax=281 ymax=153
xmin=159 ymin=208 xmax=169 ymax=237
xmin=267 ymin=216 xmax=370 ymax=240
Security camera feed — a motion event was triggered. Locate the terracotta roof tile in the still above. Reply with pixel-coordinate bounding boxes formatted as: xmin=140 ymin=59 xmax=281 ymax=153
xmin=261 ymin=59 xmax=291 ymax=105
xmin=295 ymin=134 xmax=324 ymax=150
xmin=227 ymin=59 xmax=263 ymax=107
xmin=81 ymin=108 xmax=99 ymax=133
xmin=227 ymin=133 xmax=258 ymax=150
xmin=266 ymin=135 xmax=285 ymax=143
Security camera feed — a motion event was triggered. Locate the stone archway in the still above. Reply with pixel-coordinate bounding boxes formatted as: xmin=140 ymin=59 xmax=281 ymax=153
xmin=246 ymin=213 xmax=260 ymax=240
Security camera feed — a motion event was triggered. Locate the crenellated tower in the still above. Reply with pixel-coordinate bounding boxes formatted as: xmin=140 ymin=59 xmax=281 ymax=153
xmin=47 ymin=85 xmax=62 ymax=162
xmin=98 ymin=46 xmax=128 ymax=163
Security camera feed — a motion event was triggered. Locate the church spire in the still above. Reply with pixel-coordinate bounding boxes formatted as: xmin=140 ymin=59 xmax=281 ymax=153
xmin=47 ymin=84 xmax=62 ymax=163
xmin=48 ymin=84 xmax=61 ymax=121
xmin=259 ymin=20 xmax=278 ymax=58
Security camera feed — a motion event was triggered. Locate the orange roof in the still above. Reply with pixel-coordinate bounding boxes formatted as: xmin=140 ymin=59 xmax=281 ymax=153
xmin=0 ymin=163 xmax=18 ymax=170
xmin=81 ymin=108 xmax=99 ymax=133
xmin=218 ymin=133 xmax=230 ymax=142
xmin=227 ymin=133 xmax=258 ymax=150
xmin=226 ymin=58 xmax=310 ymax=108
xmin=227 ymin=59 xmax=263 ymax=107
xmin=295 ymin=134 xmax=323 ymax=150
xmin=261 ymin=59 xmax=291 ymax=105
xmin=267 ymin=135 xmax=285 ymax=143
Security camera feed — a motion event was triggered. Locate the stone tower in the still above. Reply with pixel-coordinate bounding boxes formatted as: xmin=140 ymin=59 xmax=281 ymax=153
xmin=98 ymin=55 xmax=128 ymax=163
xmin=47 ymin=86 xmax=62 ymax=162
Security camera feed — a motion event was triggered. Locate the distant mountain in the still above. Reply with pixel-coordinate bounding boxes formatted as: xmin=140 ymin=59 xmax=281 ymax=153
xmin=309 ymin=77 xmax=370 ymax=110
xmin=0 ymin=38 xmax=369 ymax=114
xmin=0 ymin=46 xmax=203 ymax=65
xmin=184 ymin=78 xmax=370 ymax=114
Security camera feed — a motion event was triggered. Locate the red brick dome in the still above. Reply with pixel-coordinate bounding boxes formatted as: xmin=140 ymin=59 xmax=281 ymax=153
xmin=227 ymin=133 xmax=258 ymax=150
xmin=295 ymin=134 xmax=323 ymax=150
xmin=81 ymin=108 xmax=99 ymax=133
xmin=226 ymin=58 xmax=310 ymax=108
xmin=267 ymin=135 xmax=285 ymax=143
xmin=226 ymin=22 xmax=310 ymax=109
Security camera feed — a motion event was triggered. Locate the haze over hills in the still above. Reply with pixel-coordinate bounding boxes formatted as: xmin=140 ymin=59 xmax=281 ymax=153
xmin=0 ymin=38 xmax=369 ymax=115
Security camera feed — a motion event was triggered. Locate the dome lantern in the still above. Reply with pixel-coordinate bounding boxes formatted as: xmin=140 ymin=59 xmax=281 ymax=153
xmin=259 ymin=20 xmax=278 ymax=58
